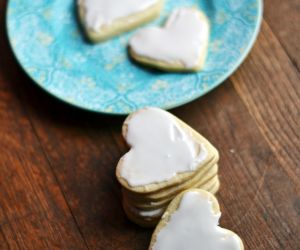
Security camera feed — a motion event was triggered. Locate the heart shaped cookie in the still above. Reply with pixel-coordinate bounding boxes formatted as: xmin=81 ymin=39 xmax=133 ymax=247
xmin=149 ymin=189 xmax=244 ymax=250
xmin=116 ymin=107 xmax=218 ymax=193
xmin=77 ymin=0 xmax=164 ymax=42
xmin=116 ymin=108 xmax=220 ymax=227
xmin=129 ymin=8 xmax=210 ymax=71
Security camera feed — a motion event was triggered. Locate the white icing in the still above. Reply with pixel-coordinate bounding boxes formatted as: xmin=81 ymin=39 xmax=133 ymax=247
xmin=153 ymin=191 xmax=242 ymax=250
xmin=120 ymin=107 xmax=208 ymax=187
xmin=139 ymin=207 xmax=164 ymax=217
xmin=125 ymin=200 xmax=163 ymax=217
xmin=78 ymin=0 xmax=159 ymax=31
xmin=130 ymin=8 xmax=209 ymax=68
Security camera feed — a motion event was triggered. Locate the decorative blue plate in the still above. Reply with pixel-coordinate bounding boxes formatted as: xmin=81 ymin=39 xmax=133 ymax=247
xmin=7 ymin=0 xmax=262 ymax=115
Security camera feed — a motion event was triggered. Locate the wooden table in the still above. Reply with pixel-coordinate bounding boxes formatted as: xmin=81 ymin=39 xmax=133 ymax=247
xmin=0 ymin=1 xmax=299 ymax=249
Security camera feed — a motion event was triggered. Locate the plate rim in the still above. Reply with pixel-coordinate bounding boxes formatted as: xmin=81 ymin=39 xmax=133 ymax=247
xmin=6 ymin=0 xmax=263 ymax=115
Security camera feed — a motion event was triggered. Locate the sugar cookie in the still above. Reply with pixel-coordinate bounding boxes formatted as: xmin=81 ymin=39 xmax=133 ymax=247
xmin=116 ymin=108 xmax=220 ymax=227
xmin=116 ymin=107 xmax=218 ymax=193
xmin=149 ymin=189 xmax=244 ymax=250
xmin=78 ymin=0 xmax=164 ymax=42
xmin=129 ymin=8 xmax=209 ymax=71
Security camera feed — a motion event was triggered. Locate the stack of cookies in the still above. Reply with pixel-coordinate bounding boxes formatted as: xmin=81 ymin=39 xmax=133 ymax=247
xmin=116 ymin=107 xmax=220 ymax=227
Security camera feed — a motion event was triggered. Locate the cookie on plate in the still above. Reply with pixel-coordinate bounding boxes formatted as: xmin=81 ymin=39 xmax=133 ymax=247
xmin=129 ymin=8 xmax=210 ymax=72
xmin=78 ymin=0 xmax=164 ymax=42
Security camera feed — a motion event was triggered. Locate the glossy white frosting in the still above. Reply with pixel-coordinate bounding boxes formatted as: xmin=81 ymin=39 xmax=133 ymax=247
xmin=120 ymin=108 xmax=208 ymax=187
xmin=124 ymin=200 xmax=163 ymax=217
xmin=78 ymin=0 xmax=159 ymax=31
xmin=130 ymin=8 xmax=209 ymax=68
xmin=139 ymin=207 xmax=163 ymax=217
xmin=153 ymin=191 xmax=242 ymax=250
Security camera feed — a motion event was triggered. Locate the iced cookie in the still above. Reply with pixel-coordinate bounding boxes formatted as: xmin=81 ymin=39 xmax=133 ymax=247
xmin=77 ymin=0 xmax=164 ymax=43
xmin=116 ymin=107 xmax=218 ymax=193
xmin=129 ymin=8 xmax=210 ymax=72
xmin=116 ymin=107 xmax=220 ymax=227
xmin=149 ymin=189 xmax=244 ymax=250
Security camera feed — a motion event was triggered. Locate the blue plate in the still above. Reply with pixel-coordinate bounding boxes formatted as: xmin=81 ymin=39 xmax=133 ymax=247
xmin=7 ymin=0 xmax=262 ymax=115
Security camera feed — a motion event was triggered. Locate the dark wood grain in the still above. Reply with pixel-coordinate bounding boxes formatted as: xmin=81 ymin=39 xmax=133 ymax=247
xmin=0 ymin=60 xmax=88 ymax=248
xmin=0 ymin=0 xmax=299 ymax=249
xmin=231 ymin=20 xmax=300 ymax=187
xmin=264 ymin=0 xmax=300 ymax=70
xmin=0 ymin=2 xmax=87 ymax=249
